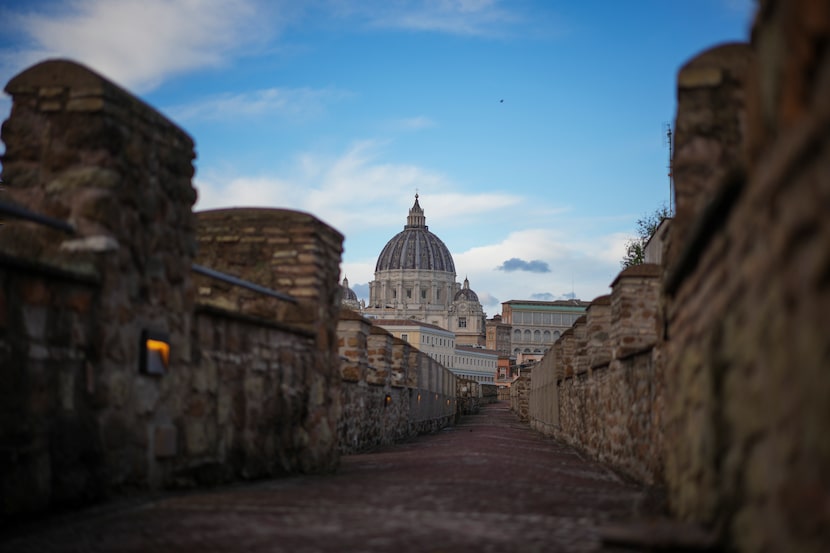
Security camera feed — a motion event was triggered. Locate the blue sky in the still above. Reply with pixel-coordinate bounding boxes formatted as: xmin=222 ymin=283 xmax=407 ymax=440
xmin=0 ymin=0 xmax=754 ymax=316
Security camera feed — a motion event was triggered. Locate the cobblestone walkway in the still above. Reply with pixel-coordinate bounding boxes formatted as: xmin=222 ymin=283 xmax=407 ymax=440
xmin=0 ymin=402 xmax=664 ymax=552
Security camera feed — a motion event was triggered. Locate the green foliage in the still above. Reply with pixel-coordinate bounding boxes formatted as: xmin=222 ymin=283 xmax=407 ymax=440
xmin=621 ymin=204 xmax=671 ymax=268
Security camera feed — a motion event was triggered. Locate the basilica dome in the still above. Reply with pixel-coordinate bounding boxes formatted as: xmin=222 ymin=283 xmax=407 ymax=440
xmin=454 ymin=277 xmax=479 ymax=302
xmin=374 ymin=195 xmax=456 ymax=273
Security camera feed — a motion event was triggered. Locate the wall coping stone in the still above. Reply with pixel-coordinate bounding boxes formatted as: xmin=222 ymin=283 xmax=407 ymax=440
xmin=664 ymin=170 xmax=744 ymax=296
xmin=5 ymin=59 xmax=194 ymax=146
xmin=591 ymin=295 xmax=612 ymax=306
xmin=616 ymin=343 xmax=657 ymax=362
xmin=195 ymin=303 xmax=315 ymax=339
xmin=611 ymin=263 xmax=661 ymax=287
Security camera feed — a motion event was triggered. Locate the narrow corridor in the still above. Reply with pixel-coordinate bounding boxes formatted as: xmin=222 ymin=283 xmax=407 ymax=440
xmin=1 ymin=403 xmax=664 ymax=552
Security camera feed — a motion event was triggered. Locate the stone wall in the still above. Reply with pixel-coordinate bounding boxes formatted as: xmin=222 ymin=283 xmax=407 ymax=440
xmin=525 ymin=2 xmax=830 ymax=551
xmin=526 ymin=265 xmax=663 ymax=485
xmin=336 ymin=309 xmax=457 ymax=454
xmin=0 ymin=60 xmax=343 ymax=517
xmin=661 ymin=2 xmax=830 ymax=550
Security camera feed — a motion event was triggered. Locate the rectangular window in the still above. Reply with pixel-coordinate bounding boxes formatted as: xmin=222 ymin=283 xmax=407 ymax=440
xmin=401 ymin=334 xmax=408 ymax=342
xmin=406 ymin=289 xmax=412 ymax=298
xmin=421 ymin=289 xmax=427 ymax=299
xmin=458 ymin=317 xmax=467 ymax=328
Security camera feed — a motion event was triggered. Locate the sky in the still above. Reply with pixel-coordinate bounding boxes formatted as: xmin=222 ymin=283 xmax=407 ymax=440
xmin=0 ymin=0 xmax=755 ymax=316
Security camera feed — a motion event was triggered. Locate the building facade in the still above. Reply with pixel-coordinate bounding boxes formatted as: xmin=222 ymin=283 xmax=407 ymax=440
xmin=375 ymin=319 xmax=497 ymax=383
xmin=501 ymin=300 xmax=589 ymax=364
xmin=363 ymin=195 xmax=486 ymax=345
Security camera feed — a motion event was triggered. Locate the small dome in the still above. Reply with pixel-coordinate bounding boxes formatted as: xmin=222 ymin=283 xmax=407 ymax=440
xmin=340 ymin=277 xmax=359 ymax=306
xmin=454 ymin=277 xmax=479 ymax=302
xmin=375 ymin=195 xmax=456 ymax=273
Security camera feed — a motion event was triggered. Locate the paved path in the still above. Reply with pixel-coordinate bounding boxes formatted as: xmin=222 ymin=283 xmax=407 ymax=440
xmin=0 ymin=402 xmax=663 ymax=552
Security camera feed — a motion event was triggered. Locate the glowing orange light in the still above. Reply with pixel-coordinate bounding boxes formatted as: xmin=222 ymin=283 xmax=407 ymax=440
xmin=146 ymin=339 xmax=170 ymax=367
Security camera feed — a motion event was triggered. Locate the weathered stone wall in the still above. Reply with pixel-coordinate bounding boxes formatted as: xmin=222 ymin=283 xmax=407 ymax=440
xmin=525 ymin=2 xmax=830 ymax=550
xmin=0 ymin=60 xmax=343 ymax=517
xmin=509 ymin=374 xmax=530 ymax=421
xmin=194 ymin=207 xmax=344 ymax=470
xmin=527 ymin=266 xmax=663 ymax=485
xmin=336 ymin=309 xmax=458 ymax=453
xmin=661 ymin=2 xmax=830 ymax=551
xmin=0 ymin=261 xmax=102 ymax=514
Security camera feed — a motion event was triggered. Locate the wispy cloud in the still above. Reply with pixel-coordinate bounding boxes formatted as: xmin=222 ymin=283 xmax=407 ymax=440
xmin=1 ymin=0 xmax=284 ymax=92
xmin=497 ymin=258 xmax=551 ymax=273
xmin=166 ymin=87 xmax=351 ymax=123
xmin=328 ymin=0 xmax=522 ymax=37
xmin=194 ymin=139 xmax=509 ymax=234
xmin=390 ymin=116 xmax=437 ymax=131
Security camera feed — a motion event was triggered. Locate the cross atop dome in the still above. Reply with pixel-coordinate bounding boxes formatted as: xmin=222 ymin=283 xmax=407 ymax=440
xmin=405 ymin=193 xmax=427 ymax=229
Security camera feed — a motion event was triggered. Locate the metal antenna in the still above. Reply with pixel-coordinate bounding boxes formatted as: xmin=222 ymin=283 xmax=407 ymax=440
xmin=665 ymin=123 xmax=674 ymax=214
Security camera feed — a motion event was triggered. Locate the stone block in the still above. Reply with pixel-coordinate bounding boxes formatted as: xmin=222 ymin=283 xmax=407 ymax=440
xmin=153 ymin=424 xmax=177 ymax=458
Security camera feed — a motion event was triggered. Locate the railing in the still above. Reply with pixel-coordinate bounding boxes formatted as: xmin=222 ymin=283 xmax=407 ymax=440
xmin=0 ymin=200 xmax=297 ymax=304
xmin=191 ymin=264 xmax=297 ymax=303
xmin=0 ymin=200 xmax=76 ymax=234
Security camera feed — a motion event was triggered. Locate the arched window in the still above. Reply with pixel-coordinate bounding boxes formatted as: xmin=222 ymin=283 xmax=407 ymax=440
xmin=543 ymin=330 xmax=551 ymax=342
xmin=523 ymin=329 xmax=531 ymax=342
xmin=513 ymin=329 xmax=521 ymax=340
xmin=533 ymin=330 xmax=541 ymax=342
xmin=554 ymin=330 xmax=561 ymax=340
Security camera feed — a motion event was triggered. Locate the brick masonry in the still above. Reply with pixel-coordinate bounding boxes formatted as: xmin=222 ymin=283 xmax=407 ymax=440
xmin=524 ymin=2 xmax=830 ymax=551
xmin=0 ymin=60 xmax=462 ymax=519
xmin=0 ymin=61 xmax=342 ymax=515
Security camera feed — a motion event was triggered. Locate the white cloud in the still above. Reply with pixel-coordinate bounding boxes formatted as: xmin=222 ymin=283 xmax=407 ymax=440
xmin=3 ymin=0 xmax=283 ymax=92
xmin=194 ymin=139 xmax=513 ymax=235
xmin=453 ymin=227 xmax=621 ymax=315
xmin=327 ymin=0 xmax=520 ymax=37
xmin=390 ymin=116 xmax=437 ymax=131
xmin=166 ymin=87 xmax=351 ymax=123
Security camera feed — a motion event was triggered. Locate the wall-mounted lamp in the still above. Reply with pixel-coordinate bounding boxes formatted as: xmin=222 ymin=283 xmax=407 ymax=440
xmin=140 ymin=329 xmax=170 ymax=375
xmin=384 ymin=394 xmax=392 ymax=408
xmin=417 ymin=393 xmax=422 ymax=403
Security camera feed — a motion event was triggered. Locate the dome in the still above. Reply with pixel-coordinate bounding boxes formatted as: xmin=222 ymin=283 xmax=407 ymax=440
xmin=340 ymin=277 xmax=361 ymax=310
xmin=454 ymin=277 xmax=479 ymax=302
xmin=375 ymin=195 xmax=456 ymax=273
xmin=341 ymin=277 xmax=358 ymax=302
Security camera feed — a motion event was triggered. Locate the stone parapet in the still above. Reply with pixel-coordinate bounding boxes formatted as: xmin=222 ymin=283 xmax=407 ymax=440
xmin=0 ymin=60 xmax=343 ymax=517
xmin=335 ymin=311 xmax=458 ymax=454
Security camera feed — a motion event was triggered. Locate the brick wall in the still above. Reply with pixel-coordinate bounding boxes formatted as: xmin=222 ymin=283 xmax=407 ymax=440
xmin=336 ymin=310 xmax=458 ymax=454
xmin=662 ymin=2 xmax=830 ymax=550
xmin=0 ymin=60 xmax=343 ymax=517
xmin=527 ymin=266 xmax=663 ymax=485
xmin=524 ymin=2 xmax=830 ymax=550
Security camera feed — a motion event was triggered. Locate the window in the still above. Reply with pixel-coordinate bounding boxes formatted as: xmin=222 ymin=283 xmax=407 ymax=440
xmin=401 ymin=334 xmax=408 ymax=342
xmin=392 ymin=289 xmax=397 ymax=298
xmin=513 ymin=329 xmax=521 ymax=340
xmin=458 ymin=317 xmax=467 ymax=328
xmin=406 ymin=288 xmax=412 ymax=298
xmin=421 ymin=289 xmax=427 ymax=299
xmin=534 ymin=330 xmax=541 ymax=342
